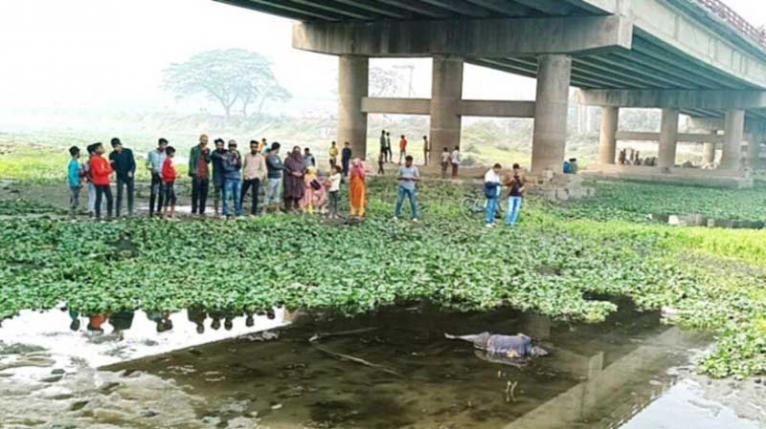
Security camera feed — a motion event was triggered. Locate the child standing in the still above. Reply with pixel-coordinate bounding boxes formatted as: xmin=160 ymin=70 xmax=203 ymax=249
xmin=67 ymin=146 xmax=83 ymax=218
xmin=90 ymin=142 xmax=114 ymax=220
xmin=328 ymin=165 xmax=342 ymax=218
xmin=161 ymin=146 xmax=178 ymax=219
xmin=302 ymin=166 xmax=319 ymax=214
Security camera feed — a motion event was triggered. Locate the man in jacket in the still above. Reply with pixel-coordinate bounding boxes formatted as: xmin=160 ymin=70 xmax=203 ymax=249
xmin=109 ymin=137 xmax=136 ymax=217
xmin=210 ymin=138 xmax=228 ymax=215
xmin=265 ymin=142 xmax=283 ymax=211
xmin=188 ymin=134 xmax=211 ymax=216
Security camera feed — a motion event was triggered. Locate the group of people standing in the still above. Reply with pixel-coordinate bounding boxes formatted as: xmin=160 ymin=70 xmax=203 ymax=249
xmin=376 ymin=129 xmax=461 ymax=180
xmin=65 ymin=131 xmax=522 ymax=227
xmin=483 ymin=163 xmax=526 ymax=228
xmin=67 ymin=138 xmax=139 ymax=219
xmin=66 ymin=135 xmax=366 ymax=220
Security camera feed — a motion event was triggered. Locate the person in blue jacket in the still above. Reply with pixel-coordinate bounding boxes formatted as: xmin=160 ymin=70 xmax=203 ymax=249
xmin=67 ymin=146 xmax=83 ymax=218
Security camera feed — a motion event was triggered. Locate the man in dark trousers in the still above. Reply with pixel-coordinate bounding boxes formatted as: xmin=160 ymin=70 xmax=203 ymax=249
xmin=188 ymin=134 xmax=211 ymax=216
xmin=145 ymin=138 xmax=167 ymax=217
xmin=341 ymin=141 xmax=352 ymax=177
xmin=210 ymin=138 xmax=228 ymax=215
xmin=109 ymin=138 xmax=136 ymax=217
xmin=379 ymin=130 xmax=387 ymax=163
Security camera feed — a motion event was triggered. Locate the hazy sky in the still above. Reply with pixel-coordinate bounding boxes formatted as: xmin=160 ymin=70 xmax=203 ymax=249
xmin=0 ymin=0 xmax=764 ymax=115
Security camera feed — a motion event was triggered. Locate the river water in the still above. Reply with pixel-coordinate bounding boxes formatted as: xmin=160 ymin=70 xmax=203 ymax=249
xmin=0 ymin=301 xmax=764 ymax=428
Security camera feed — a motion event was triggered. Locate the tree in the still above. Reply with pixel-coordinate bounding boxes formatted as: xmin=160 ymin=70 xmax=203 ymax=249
xmin=163 ymin=49 xmax=290 ymax=120
xmin=369 ymin=67 xmax=404 ymax=97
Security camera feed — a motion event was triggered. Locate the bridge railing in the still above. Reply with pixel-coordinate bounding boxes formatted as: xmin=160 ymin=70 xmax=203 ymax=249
xmin=693 ymin=0 xmax=766 ymax=49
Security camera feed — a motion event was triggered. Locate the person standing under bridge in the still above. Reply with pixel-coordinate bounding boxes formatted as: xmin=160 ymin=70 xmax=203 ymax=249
xmin=399 ymin=135 xmax=408 ymax=164
xmin=349 ymin=158 xmax=366 ymax=219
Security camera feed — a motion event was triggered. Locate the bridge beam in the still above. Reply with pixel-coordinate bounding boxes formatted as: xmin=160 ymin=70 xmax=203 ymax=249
xmin=360 ymin=97 xmax=536 ymax=118
xmin=577 ymin=89 xmax=766 ymax=110
xmin=615 ymin=131 xmax=724 ymax=144
xmin=292 ymin=15 xmax=633 ymax=57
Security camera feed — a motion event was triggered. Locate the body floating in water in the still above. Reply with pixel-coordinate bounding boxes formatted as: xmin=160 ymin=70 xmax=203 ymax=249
xmin=445 ymin=332 xmax=549 ymax=359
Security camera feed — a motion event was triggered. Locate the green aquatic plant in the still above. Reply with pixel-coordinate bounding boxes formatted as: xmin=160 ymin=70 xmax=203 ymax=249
xmin=0 ymin=178 xmax=765 ymax=378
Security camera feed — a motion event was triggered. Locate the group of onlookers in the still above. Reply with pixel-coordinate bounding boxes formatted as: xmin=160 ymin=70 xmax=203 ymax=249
xmin=67 ymin=135 xmax=358 ymax=220
xmin=376 ymin=129 xmax=461 ymax=180
xmin=65 ymin=131 xmax=523 ymax=227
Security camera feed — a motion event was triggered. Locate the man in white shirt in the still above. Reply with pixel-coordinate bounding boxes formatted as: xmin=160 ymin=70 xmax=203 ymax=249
xmin=241 ymin=140 xmax=267 ymax=216
xmin=484 ymin=163 xmax=502 ymax=227
xmin=451 ymin=146 xmax=461 ymax=178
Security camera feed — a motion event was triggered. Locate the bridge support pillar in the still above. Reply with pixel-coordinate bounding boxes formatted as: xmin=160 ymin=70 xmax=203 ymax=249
xmin=721 ymin=109 xmax=745 ymax=171
xmin=531 ymin=55 xmax=572 ymax=174
xmin=599 ymin=106 xmax=619 ymax=164
xmin=338 ymin=55 xmax=369 ymax=160
xmin=429 ymin=55 xmax=464 ymax=167
xmin=658 ymin=108 xmax=679 ymax=170
xmin=702 ymin=141 xmax=716 ymax=165
xmin=748 ymin=137 xmax=762 ymax=171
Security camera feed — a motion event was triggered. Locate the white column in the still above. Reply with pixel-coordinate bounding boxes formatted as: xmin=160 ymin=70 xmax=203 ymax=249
xmin=599 ymin=106 xmax=619 ymax=164
xmin=658 ymin=108 xmax=679 ymax=170
xmin=531 ymin=55 xmax=572 ymax=174
xmin=720 ymin=109 xmax=745 ymax=171
xmin=338 ymin=55 xmax=369 ymax=160
xmin=429 ymin=55 xmax=463 ymax=166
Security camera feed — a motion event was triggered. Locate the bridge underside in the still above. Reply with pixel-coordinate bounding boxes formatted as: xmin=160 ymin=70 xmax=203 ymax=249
xmin=216 ymin=0 xmax=611 ymax=21
xmin=215 ymin=0 xmax=766 ymax=181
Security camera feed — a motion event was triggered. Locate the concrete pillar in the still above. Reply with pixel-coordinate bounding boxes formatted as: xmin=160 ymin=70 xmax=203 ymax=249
xmin=598 ymin=106 xmax=619 ymax=164
xmin=702 ymin=132 xmax=716 ymax=165
xmin=720 ymin=109 xmax=745 ymax=171
xmin=748 ymin=136 xmax=762 ymax=171
xmin=429 ymin=55 xmax=463 ymax=166
xmin=531 ymin=55 xmax=572 ymax=174
xmin=657 ymin=108 xmax=679 ymax=170
xmin=338 ymin=55 xmax=368 ymax=160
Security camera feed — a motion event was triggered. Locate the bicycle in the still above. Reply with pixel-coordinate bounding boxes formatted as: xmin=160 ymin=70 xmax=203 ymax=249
xmin=461 ymin=189 xmax=504 ymax=219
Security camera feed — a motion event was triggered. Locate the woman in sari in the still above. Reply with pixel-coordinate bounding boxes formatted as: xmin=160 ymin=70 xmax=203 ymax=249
xmin=349 ymin=158 xmax=367 ymax=218
xmin=283 ymin=146 xmax=305 ymax=212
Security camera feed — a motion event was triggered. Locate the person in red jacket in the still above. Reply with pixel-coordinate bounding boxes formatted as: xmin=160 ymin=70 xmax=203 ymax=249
xmin=161 ymin=146 xmax=178 ymax=219
xmin=89 ymin=142 xmax=114 ymax=219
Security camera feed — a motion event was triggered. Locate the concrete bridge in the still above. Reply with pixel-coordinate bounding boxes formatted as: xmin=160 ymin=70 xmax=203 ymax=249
xmin=217 ymin=0 xmax=766 ymax=184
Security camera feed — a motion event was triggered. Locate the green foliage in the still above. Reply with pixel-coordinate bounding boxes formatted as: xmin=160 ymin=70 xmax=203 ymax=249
xmin=0 ymin=178 xmax=765 ymax=378
xmin=554 ymin=180 xmax=766 ymax=223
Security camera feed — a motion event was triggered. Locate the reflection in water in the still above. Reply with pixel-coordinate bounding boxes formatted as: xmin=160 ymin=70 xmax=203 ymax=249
xmin=0 ymin=301 xmax=764 ymax=428
xmin=108 ymin=301 xmax=760 ymax=429
xmin=0 ymin=306 xmax=288 ymax=367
